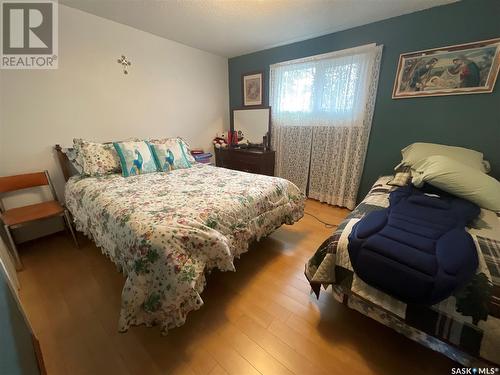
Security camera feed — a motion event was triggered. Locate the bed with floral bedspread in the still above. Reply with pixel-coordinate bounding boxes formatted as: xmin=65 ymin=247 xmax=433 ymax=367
xmin=65 ymin=164 xmax=304 ymax=333
xmin=305 ymin=176 xmax=500 ymax=366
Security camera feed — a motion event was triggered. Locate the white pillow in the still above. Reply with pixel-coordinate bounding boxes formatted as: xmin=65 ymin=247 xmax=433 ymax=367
xmin=397 ymin=142 xmax=489 ymax=173
xmin=412 ymin=155 xmax=500 ymax=212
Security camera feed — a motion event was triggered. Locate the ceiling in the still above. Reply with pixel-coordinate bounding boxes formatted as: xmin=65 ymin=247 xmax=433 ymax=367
xmin=60 ymin=0 xmax=457 ymax=58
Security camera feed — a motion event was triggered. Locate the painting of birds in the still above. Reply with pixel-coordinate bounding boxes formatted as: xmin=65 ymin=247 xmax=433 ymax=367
xmin=130 ymin=149 xmax=143 ymax=175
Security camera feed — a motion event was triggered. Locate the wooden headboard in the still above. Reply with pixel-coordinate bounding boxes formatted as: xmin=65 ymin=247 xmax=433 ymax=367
xmin=54 ymin=144 xmax=74 ymax=182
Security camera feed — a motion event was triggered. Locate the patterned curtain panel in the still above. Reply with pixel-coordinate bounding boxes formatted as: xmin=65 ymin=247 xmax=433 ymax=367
xmin=270 ymin=44 xmax=383 ymax=209
xmin=272 ymin=125 xmax=312 ymax=194
xmin=308 ymin=126 xmax=364 ymax=209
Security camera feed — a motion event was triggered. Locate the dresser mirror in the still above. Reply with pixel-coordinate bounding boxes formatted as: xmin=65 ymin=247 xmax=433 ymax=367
xmin=232 ymin=106 xmax=271 ymax=149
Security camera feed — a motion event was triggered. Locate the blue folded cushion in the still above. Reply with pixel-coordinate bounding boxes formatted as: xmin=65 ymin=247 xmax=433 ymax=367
xmin=348 ymin=185 xmax=480 ymax=305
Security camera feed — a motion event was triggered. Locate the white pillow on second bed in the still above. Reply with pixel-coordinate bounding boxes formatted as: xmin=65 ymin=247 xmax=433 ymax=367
xmin=411 ymin=155 xmax=500 ymax=212
xmin=397 ymin=142 xmax=490 ymax=173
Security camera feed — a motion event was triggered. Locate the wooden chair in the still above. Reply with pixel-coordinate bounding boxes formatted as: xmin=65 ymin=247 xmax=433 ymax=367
xmin=0 ymin=170 xmax=78 ymax=270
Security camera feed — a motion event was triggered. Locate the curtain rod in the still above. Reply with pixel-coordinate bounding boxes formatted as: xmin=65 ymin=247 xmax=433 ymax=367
xmin=270 ymin=43 xmax=381 ymax=68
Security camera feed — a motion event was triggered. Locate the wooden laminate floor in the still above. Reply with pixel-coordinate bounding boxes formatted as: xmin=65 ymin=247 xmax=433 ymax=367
xmin=17 ymin=199 xmax=455 ymax=375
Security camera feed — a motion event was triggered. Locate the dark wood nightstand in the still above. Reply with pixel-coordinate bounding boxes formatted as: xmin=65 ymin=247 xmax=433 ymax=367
xmin=214 ymin=148 xmax=275 ymax=176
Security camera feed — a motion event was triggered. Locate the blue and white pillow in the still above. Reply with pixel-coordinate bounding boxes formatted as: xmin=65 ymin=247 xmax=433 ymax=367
xmin=113 ymin=141 xmax=158 ymax=177
xmin=149 ymin=139 xmax=191 ymax=172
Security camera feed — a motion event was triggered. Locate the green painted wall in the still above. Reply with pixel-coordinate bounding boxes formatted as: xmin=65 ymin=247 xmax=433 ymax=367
xmin=228 ymin=0 xmax=500 ymax=201
xmin=0 ymin=268 xmax=41 ymax=375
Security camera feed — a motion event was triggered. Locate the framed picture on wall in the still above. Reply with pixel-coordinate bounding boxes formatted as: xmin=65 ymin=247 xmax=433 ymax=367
xmin=242 ymin=71 xmax=263 ymax=106
xmin=392 ymin=38 xmax=500 ymax=99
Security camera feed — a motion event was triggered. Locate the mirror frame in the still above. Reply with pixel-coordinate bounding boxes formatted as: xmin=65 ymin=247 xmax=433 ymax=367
xmin=230 ymin=105 xmax=271 ymax=150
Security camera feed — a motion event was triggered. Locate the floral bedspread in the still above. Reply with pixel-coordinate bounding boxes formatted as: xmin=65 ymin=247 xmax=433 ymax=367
xmin=306 ymin=176 xmax=500 ymax=365
xmin=65 ymin=164 xmax=304 ymax=333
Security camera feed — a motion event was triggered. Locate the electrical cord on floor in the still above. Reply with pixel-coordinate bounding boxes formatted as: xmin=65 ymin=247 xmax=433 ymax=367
xmin=304 ymin=211 xmax=338 ymax=229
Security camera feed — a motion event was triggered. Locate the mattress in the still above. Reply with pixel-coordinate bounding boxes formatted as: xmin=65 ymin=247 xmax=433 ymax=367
xmin=305 ymin=176 xmax=500 ymax=365
xmin=65 ymin=164 xmax=305 ymax=333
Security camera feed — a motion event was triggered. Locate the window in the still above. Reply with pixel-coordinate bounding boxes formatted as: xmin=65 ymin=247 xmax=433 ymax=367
xmin=270 ymin=45 xmax=376 ymax=127
xmin=278 ymin=62 xmax=360 ymax=115
xmin=269 ymin=44 xmax=383 ymax=209
xmin=279 ymin=68 xmax=315 ymax=112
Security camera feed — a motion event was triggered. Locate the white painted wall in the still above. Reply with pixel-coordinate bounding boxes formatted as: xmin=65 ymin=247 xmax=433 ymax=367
xmin=0 ymin=4 xmax=229 ymax=241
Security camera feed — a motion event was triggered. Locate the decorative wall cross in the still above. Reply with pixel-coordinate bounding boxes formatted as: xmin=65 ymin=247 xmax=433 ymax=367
xmin=117 ymin=55 xmax=132 ymax=74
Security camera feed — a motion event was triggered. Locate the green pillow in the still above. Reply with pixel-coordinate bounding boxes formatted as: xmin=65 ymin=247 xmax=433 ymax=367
xmin=412 ymin=155 xmax=500 ymax=211
xmin=398 ymin=142 xmax=489 ymax=173
xmin=113 ymin=141 xmax=158 ymax=177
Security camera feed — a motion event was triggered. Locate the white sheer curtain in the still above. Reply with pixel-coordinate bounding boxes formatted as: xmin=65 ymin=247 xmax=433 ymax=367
xmin=270 ymin=44 xmax=383 ymax=209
